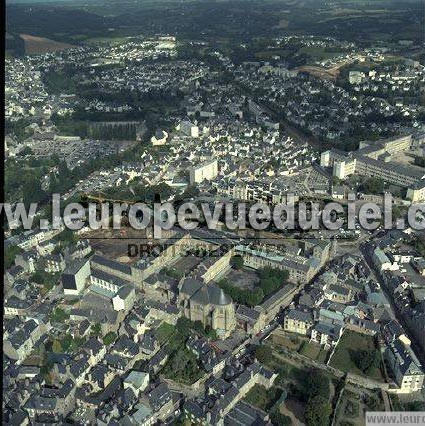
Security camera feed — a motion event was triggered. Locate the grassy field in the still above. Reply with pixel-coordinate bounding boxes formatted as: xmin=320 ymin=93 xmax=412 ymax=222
xmin=270 ymin=331 xmax=329 ymax=362
xmin=254 ymin=48 xmax=294 ymax=60
xmin=155 ymin=322 xmax=176 ymax=345
xmin=244 ymin=384 xmax=282 ymax=412
xmin=270 ymin=332 xmax=303 ymax=351
xmin=299 ymin=341 xmax=329 ymax=363
xmin=299 ymin=46 xmax=343 ymax=61
xmin=329 ymin=330 xmax=385 ymax=381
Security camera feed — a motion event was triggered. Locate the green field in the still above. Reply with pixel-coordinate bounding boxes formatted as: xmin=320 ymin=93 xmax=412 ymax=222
xmin=244 ymin=384 xmax=283 ymax=412
xmin=299 ymin=46 xmax=343 ymax=61
xmin=154 ymin=322 xmax=176 ymax=345
xmin=329 ymin=330 xmax=385 ymax=381
xmin=299 ymin=341 xmax=329 ymax=363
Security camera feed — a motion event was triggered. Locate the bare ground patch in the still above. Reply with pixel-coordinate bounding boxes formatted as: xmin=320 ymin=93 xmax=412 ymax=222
xmin=20 ymin=34 xmax=75 ymax=55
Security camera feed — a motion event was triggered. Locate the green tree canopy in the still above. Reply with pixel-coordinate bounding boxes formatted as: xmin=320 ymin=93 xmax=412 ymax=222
xmin=304 ymin=369 xmax=330 ymax=400
xmin=231 ymin=255 xmax=244 ymax=270
xmin=305 ymin=395 xmax=332 ymax=426
xmin=4 ymin=245 xmax=24 ymax=270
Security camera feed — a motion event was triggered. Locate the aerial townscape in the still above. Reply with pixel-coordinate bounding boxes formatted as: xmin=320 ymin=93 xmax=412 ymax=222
xmin=3 ymin=0 xmax=425 ymax=425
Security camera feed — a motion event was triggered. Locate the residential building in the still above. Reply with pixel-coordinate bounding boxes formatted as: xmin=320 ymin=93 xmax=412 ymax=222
xmin=62 ymin=259 xmax=91 ymax=295
xmin=283 ymin=309 xmax=314 ymax=335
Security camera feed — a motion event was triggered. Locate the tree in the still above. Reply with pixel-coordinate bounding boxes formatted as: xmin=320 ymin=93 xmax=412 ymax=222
xmin=182 ymin=185 xmax=200 ymax=200
xmin=258 ymin=267 xmax=289 ymax=297
xmin=217 ymin=279 xmax=263 ymax=307
xmin=246 ymin=287 xmax=264 ymax=306
xmin=91 ymin=322 xmax=102 ymax=337
xmin=205 ymin=325 xmax=217 ymax=340
xmin=254 ymin=345 xmax=270 ymax=364
xmin=163 ymin=347 xmax=202 ymax=384
xmin=231 ymin=255 xmax=244 ymax=270
xmin=4 ymin=245 xmax=24 ymax=270
xmin=176 ymin=317 xmax=192 ymax=337
xmin=360 ymin=177 xmax=385 ymax=195
xmin=304 ymin=369 xmax=330 ymax=399
xmin=304 ymin=395 xmax=332 ymax=426
xmin=405 ymin=401 xmax=425 ymax=411
xmin=103 ymin=332 xmax=117 ymax=346
xmin=52 ymin=339 xmax=63 ymax=353
xmin=332 ymin=176 xmax=340 ymax=186
xmin=18 ymin=146 xmax=34 ymax=156
xmin=270 ymin=411 xmax=292 ymax=426
xmin=49 ymin=307 xmax=69 ymax=323
xmin=353 ymin=349 xmax=379 ymax=375
xmin=364 ymin=394 xmax=380 ymax=410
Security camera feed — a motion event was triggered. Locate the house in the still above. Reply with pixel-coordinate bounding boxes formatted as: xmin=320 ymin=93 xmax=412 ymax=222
xmin=7 ymin=410 xmax=30 ymax=425
xmin=384 ymin=340 xmax=425 ymax=393
xmin=15 ymin=251 xmax=37 ymax=274
xmin=62 ymin=259 xmax=91 ymax=295
xmin=345 ymin=316 xmax=380 ymax=336
xmin=123 ymin=371 xmax=150 ymax=397
xmin=299 ymin=288 xmax=324 ymax=309
xmin=383 ymin=320 xmax=412 ymax=346
xmin=310 ymin=322 xmax=343 ymax=349
xmin=121 ymin=402 xmax=155 ymax=426
xmin=236 ymin=305 xmax=265 ymax=335
xmin=145 ymin=300 xmax=180 ymax=325
xmin=225 ymin=401 xmax=270 ymax=426
xmin=4 ymin=318 xmax=46 ymax=363
xmin=5 ymin=265 xmax=25 ymax=285
xmin=82 ymin=338 xmax=107 ymax=366
xmin=45 ymin=254 xmax=66 ymax=273
xmin=146 ymin=348 xmax=169 ymax=374
xmin=112 ymin=336 xmax=141 ymax=360
xmin=140 ymin=331 xmax=160 ymax=358
xmin=86 ymin=365 xmax=115 ymax=393
xmin=75 ymin=319 xmax=92 ymax=338
xmin=24 ymin=379 xmax=76 ymax=421
xmin=148 ymin=382 xmax=174 ymax=421
xmin=373 ymin=247 xmax=399 ymax=272
xmin=331 ymin=186 xmax=345 ymax=200
xmin=112 ymin=286 xmax=136 ymax=312
xmin=151 ymin=129 xmax=168 ymax=146
xmin=324 ymin=284 xmax=353 ymax=304
xmin=283 ymin=309 xmax=314 ymax=335
xmin=178 ymin=120 xmax=199 ymax=138
xmin=70 ymin=355 xmax=91 ymax=386
xmin=412 ymin=258 xmax=425 ymax=276
xmin=4 ymin=296 xmax=33 ymax=317
xmin=183 ymin=398 xmax=211 ymax=425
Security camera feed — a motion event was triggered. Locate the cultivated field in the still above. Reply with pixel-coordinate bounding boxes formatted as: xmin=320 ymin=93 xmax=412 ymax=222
xmin=19 ymin=34 xmax=75 ymax=55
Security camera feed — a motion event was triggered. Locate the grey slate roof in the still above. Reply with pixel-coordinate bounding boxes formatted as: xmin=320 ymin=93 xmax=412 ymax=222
xmin=225 ymin=401 xmax=269 ymax=426
xmin=181 ymin=278 xmax=232 ymax=306
xmin=91 ymin=269 xmax=132 ymax=288
xmin=91 ymin=254 xmax=132 ymax=276
xmin=285 ymin=308 xmax=313 ymax=323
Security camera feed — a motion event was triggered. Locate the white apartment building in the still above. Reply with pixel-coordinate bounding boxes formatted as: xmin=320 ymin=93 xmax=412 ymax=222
xmin=189 ymin=159 xmax=218 ymax=184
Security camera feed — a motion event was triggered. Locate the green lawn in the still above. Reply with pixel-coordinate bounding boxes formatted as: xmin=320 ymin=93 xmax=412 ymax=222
xmin=244 ymin=385 xmax=282 ymax=412
xmin=329 ymin=330 xmax=385 ymax=381
xmin=271 ymin=333 xmax=303 ymax=352
xmin=155 ymin=322 xmax=176 ymax=345
xmin=299 ymin=341 xmax=328 ymax=363
xmin=299 ymin=46 xmax=342 ymax=61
